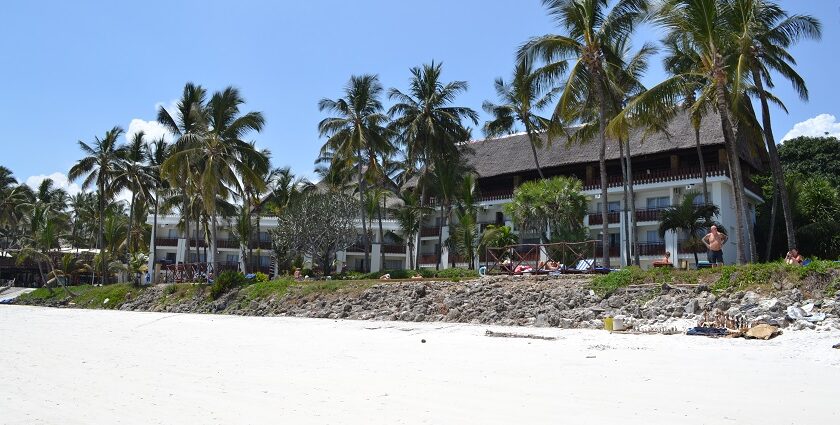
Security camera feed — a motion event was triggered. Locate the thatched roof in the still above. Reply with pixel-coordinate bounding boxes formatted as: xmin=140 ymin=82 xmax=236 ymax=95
xmin=465 ymin=110 xmax=766 ymax=178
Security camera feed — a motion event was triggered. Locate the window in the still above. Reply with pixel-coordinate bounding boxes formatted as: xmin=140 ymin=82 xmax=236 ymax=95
xmin=165 ymin=253 xmax=176 ymax=262
xmin=646 ymin=196 xmax=670 ymax=209
xmin=646 ymin=231 xmax=663 ymax=243
xmin=495 ymin=212 xmax=505 ymax=225
xmin=167 ymin=229 xmax=178 ymax=238
xmin=384 ymin=260 xmax=404 ymax=270
xmin=226 ymin=254 xmax=238 ymax=263
xmin=259 ymin=231 xmax=270 ymax=242
xmin=609 ymin=233 xmax=620 ymax=247
xmin=259 ymin=256 xmax=270 ymax=267
xmin=596 ymin=201 xmax=621 ymax=213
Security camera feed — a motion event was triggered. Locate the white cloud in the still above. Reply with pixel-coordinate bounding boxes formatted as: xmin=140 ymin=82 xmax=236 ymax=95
xmin=25 ymin=172 xmax=82 ymax=196
xmin=125 ymin=118 xmax=173 ymax=144
xmin=124 ymin=99 xmax=179 ymax=144
xmin=781 ymin=113 xmax=840 ymax=142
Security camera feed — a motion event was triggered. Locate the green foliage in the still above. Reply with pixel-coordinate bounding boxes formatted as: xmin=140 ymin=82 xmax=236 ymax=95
xmin=591 ymin=267 xmax=645 ymax=296
xmin=778 ymin=136 xmax=840 ymax=188
xmin=432 ymin=268 xmax=479 ymax=279
xmin=504 ymin=176 xmax=587 ymax=242
xmin=254 ymin=272 xmax=269 ymax=283
xmin=242 ymin=279 xmax=294 ymax=301
xmin=480 ymin=225 xmax=519 ymax=250
xmin=18 ymin=284 xmax=134 ymax=309
xmin=210 ymin=271 xmax=246 ymax=300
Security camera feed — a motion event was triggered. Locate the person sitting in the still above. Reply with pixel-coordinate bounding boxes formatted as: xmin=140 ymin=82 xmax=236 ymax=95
xmin=540 ymin=261 xmax=559 ymax=271
xmin=785 ymin=249 xmax=804 ymax=265
xmin=652 ymin=251 xmax=673 ymax=268
xmin=410 ymin=274 xmax=423 ymax=280
xmin=513 ymin=264 xmax=533 ymax=274
xmin=379 ymin=273 xmax=391 ymax=280
xmin=293 ymin=268 xmax=302 ymax=281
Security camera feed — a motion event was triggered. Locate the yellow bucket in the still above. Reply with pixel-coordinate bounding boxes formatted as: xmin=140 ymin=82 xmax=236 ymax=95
xmin=604 ymin=316 xmax=614 ymax=332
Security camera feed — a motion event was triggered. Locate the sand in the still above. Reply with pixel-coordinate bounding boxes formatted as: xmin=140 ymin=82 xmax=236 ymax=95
xmin=1 ymin=305 xmax=839 ymax=424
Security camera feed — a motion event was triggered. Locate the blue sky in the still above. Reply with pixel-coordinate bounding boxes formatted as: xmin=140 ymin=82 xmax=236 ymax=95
xmin=1 ymin=0 xmax=837 ymax=195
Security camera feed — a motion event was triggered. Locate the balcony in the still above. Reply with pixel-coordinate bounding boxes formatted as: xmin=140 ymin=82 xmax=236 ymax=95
xmin=382 ymin=244 xmax=406 ymax=254
xmin=346 ymin=243 xmax=369 ymax=253
xmin=419 ymin=254 xmax=438 ymax=264
xmin=594 ymin=243 xmax=621 ymax=258
xmin=637 ymin=242 xmax=666 ymax=256
xmin=588 ymin=211 xmax=620 ymax=225
xmin=584 ymin=165 xmax=729 ymax=190
xmin=154 ymin=238 xmax=270 ymax=250
xmin=420 ymin=226 xmax=441 ymax=237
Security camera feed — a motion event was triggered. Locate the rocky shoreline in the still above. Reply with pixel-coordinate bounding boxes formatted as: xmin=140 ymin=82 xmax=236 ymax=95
xmin=96 ymin=275 xmax=840 ymax=333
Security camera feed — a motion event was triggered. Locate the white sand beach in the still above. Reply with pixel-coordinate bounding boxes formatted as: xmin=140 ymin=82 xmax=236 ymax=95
xmin=1 ymin=305 xmax=838 ymax=424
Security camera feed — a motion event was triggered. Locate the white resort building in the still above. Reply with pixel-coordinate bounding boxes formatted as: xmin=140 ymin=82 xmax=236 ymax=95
xmin=146 ymin=112 xmax=766 ymax=275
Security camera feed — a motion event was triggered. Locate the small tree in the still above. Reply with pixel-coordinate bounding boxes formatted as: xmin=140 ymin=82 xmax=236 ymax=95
xmin=504 ymin=176 xmax=587 ymax=243
xmin=658 ymin=191 xmax=720 ymax=265
xmin=272 ymin=191 xmax=359 ymax=276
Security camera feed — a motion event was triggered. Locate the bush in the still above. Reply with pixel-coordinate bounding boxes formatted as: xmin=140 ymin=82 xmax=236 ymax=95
xmin=254 ymin=272 xmax=269 ymax=283
xmin=433 ymin=268 xmax=479 ymax=279
xmin=210 ymin=271 xmax=246 ymax=299
xmin=591 ymin=267 xmax=645 ymax=295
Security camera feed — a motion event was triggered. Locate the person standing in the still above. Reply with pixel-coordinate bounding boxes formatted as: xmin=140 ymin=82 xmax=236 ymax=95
xmin=702 ymin=225 xmax=728 ymax=265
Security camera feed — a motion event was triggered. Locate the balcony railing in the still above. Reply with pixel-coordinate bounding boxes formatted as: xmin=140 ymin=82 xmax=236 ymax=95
xmin=588 ymin=211 xmax=620 ymax=225
xmin=637 ymin=242 xmax=666 ymax=256
xmin=382 ymin=244 xmax=406 ymax=254
xmin=584 ymin=165 xmax=729 ymax=190
xmin=420 ymin=226 xmax=440 ymax=237
xmin=594 ymin=243 xmax=621 ymax=258
xmin=154 ymin=238 xmax=271 ymax=250
xmin=419 ymin=254 xmax=438 ymax=264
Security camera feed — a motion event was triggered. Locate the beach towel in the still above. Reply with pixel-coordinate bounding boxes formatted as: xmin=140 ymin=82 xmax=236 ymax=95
xmin=686 ymin=327 xmax=728 ymax=337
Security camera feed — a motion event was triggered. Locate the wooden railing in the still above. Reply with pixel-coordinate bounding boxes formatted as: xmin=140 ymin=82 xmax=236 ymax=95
xmin=155 ymin=238 xmax=270 ymax=250
xmin=420 ymin=226 xmax=440 ymax=237
xmin=419 ymin=254 xmax=438 ymax=264
xmin=382 ymin=244 xmax=406 ymax=254
xmin=637 ymin=242 xmax=666 ymax=256
xmin=588 ymin=211 xmax=620 ymax=225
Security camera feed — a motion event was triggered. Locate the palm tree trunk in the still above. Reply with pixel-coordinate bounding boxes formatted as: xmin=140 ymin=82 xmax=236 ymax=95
xmin=127 ymin=191 xmax=135 ymax=256
xmin=98 ymin=182 xmax=105 ymax=285
xmin=183 ymin=210 xmax=190 ymax=264
xmin=416 ymin=185 xmax=426 ymax=270
xmin=147 ymin=187 xmax=159 ymax=282
xmin=255 ymin=208 xmax=262 ymax=274
xmin=619 ymin=139 xmax=631 ymax=267
xmin=378 ymin=194 xmax=385 ymax=272
xmin=624 ymin=137 xmax=639 ymax=266
xmin=595 ymin=81 xmax=611 ymax=268
xmin=528 ymin=135 xmax=545 ymax=179
xmin=694 ymin=124 xmax=710 ymax=204
xmin=714 ymin=82 xmax=749 ymax=264
xmin=752 ymin=66 xmax=796 ymax=251
xmin=436 ymin=204 xmax=445 ymax=270
xmin=765 ymin=186 xmax=778 ymax=261
xmin=210 ymin=214 xmax=218 ymax=283
xmin=357 ymin=150 xmax=369 ymax=273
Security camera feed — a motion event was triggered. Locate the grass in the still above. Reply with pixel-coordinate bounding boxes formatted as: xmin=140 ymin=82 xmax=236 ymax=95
xmin=17 ymin=283 xmax=136 ymax=309
xmin=591 ymin=260 xmax=840 ymax=297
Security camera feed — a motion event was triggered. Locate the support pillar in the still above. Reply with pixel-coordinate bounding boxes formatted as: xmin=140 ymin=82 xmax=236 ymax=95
xmin=370 ymin=243 xmax=382 ymax=273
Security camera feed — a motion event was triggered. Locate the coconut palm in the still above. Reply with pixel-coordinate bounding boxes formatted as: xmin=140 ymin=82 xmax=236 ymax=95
xmin=114 ymin=131 xmax=153 ymax=256
xmin=659 ymin=191 xmax=720 ymax=265
xmin=520 ymin=0 xmax=650 ymax=268
xmin=162 ymin=86 xmax=267 ymax=275
xmin=392 ymin=190 xmax=431 ymax=270
xmin=729 ymin=0 xmax=821 ymax=253
xmin=620 ymin=0 xmax=754 ymax=263
xmin=450 ymin=174 xmax=480 ymax=269
xmin=145 ymin=138 xmax=170 ymax=275
xmin=482 ymin=60 xmax=561 ymax=178
xmin=318 ymin=75 xmax=393 ymax=272
xmin=69 ymin=126 xmax=126 ymax=281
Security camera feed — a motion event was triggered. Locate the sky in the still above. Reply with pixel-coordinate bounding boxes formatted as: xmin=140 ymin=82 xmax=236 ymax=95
xmin=1 ymin=0 xmax=838 ymax=197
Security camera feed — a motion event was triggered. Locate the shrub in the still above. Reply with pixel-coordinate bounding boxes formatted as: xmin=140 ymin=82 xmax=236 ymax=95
xmin=254 ymin=272 xmax=269 ymax=283
xmin=433 ymin=268 xmax=479 ymax=279
xmin=210 ymin=271 xmax=246 ymax=299
xmin=591 ymin=267 xmax=644 ymax=296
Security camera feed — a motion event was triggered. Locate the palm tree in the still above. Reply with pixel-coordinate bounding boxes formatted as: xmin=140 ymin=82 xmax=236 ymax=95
xmin=623 ymin=0 xmax=754 ymax=263
xmin=392 ymin=190 xmax=431 ymax=270
xmin=145 ymin=138 xmax=170 ymax=276
xmin=659 ymin=191 xmax=720 ymax=265
xmin=483 ymin=60 xmax=561 ymax=178
xmin=115 ymin=131 xmax=153 ymax=256
xmin=161 ymin=85 xmax=267 ymax=276
xmin=69 ymin=126 xmax=126 ymax=282
xmin=729 ymin=0 xmax=821 ymax=253
xmin=318 ymin=75 xmax=393 ymax=273
xmin=520 ymin=0 xmax=650 ymax=268
xmin=450 ymin=174 xmax=480 ymax=269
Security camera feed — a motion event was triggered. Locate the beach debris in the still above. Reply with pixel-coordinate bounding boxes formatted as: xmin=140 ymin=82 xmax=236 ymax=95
xmin=832 ymin=343 xmax=840 ymax=349
xmin=421 ymin=339 xmax=426 ymax=343
xmin=485 ymin=330 xmax=557 ymax=341
xmin=745 ymin=324 xmax=781 ymax=340
xmin=686 ymin=327 xmax=728 ymax=337
xmin=103 ymin=298 xmax=109 ymax=304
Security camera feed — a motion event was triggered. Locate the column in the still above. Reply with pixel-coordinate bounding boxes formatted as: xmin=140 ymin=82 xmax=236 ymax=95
xmin=370 ymin=243 xmax=382 ymax=273
xmin=440 ymin=225 xmax=450 ymax=269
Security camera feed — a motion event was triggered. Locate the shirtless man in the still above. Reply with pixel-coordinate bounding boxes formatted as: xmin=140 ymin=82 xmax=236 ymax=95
xmin=702 ymin=225 xmax=728 ymax=265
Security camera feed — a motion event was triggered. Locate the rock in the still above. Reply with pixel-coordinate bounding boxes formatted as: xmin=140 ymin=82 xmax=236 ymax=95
xmin=534 ymin=314 xmax=549 ymax=327
xmin=745 ymin=324 xmax=780 ymax=340
xmin=791 ymin=320 xmax=816 ymax=331
xmin=685 ymin=299 xmax=700 ymax=315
